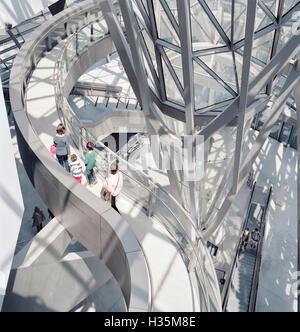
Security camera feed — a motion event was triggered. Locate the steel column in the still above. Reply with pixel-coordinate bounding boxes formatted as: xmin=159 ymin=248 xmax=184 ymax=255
xmin=232 ymin=0 xmax=258 ymax=194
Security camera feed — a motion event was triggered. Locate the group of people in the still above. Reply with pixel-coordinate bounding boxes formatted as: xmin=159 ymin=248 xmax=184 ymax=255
xmin=52 ymin=123 xmax=97 ymax=186
xmin=51 ymin=123 xmax=123 ymax=214
xmin=241 ymin=228 xmax=261 ymax=250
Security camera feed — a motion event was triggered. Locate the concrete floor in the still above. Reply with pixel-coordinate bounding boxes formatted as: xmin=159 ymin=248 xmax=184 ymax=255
xmin=254 ymin=139 xmax=297 ymax=312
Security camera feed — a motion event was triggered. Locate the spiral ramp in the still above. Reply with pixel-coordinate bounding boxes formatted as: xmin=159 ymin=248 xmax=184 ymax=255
xmin=3 ymin=0 xmax=222 ymax=312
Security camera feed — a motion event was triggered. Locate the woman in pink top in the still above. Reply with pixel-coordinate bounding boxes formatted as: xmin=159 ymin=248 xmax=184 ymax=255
xmin=106 ymin=164 xmax=123 ymax=214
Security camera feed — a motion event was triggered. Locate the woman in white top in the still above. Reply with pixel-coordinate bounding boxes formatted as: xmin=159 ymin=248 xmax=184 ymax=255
xmin=106 ymin=163 xmax=123 ymax=214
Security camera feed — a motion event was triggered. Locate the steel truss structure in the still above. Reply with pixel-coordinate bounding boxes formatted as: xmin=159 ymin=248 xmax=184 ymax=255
xmin=103 ymin=0 xmax=300 ymax=236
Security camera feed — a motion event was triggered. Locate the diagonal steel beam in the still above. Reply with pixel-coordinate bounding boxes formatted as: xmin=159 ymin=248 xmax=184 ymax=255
xmin=102 ymin=0 xmax=141 ymax=103
xmin=232 ymin=0 xmax=258 ymax=194
xmin=158 ymin=45 xmax=184 ymax=98
xmin=197 ymin=0 xmax=231 ymax=48
xmin=266 ymin=0 xmax=285 ymax=95
xmin=146 ymin=0 xmax=167 ymax=101
xmin=160 ymin=0 xmax=180 ymax=37
xmin=193 ymin=56 xmax=238 ymax=97
xmin=132 ymin=0 xmax=152 ymax=32
xmin=258 ymin=0 xmax=278 ymax=26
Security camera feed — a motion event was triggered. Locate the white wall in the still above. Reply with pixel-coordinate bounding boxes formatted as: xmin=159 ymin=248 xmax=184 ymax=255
xmin=0 ymin=0 xmax=75 ymax=28
xmin=0 ymin=81 xmax=24 ymax=311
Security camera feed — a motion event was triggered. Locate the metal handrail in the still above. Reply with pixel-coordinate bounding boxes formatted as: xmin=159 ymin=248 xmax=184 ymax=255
xmin=222 ymin=180 xmax=257 ymax=311
xmin=248 ymin=185 xmax=272 ymax=312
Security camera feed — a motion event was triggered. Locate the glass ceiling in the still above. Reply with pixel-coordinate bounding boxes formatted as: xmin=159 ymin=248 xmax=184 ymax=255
xmin=132 ymin=0 xmax=299 ymax=113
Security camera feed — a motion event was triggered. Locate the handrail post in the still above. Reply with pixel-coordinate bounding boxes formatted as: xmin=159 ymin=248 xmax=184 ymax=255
xmin=147 ymin=181 xmax=155 ymax=217
xmin=79 ymin=127 xmax=84 ymax=155
xmin=95 ymin=96 xmax=99 ymax=107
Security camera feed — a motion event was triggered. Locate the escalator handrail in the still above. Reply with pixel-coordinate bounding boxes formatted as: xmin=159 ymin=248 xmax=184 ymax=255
xmin=248 ymin=185 xmax=273 ymax=312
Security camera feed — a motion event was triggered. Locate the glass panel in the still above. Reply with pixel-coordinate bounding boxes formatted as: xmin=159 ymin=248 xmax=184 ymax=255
xmin=264 ymin=0 xmax=280 ymax=16
xmin=163 ymin=47 xmax=183 ymax=86
xmin=194 ymin=59 xmax=234 ymax=110
xmin=269 ymin=119 xmax=282 ymax=139
xmin=277 ymin=25 xmax=293 ymax=53
xmin=92 ymin=20 xmax=108 ymax=39
xmin=234 ymin=51 xmax=264 ymax=85
xmin=162 ymin=55 xmax=184 ymax=105
xmin=234 ymin=0 xmax=247 ymax=43
xmin=283 ymin=0 xmax=298 ymax=14
xmin=77 ymin=25 xmax=91 ymax=54
xmin=290 ymin=130 xmax=298 ymax=149
xmin=138 ymin=0 xmax=149 ymax=16
xmin=165 ymin=0 xmax=179 ymax=24
xmin=200 ymin=53 xmax=237 ymax=91
xmin=252 ymin=31 xmax=275 ymax=63
xmin=152 ymin=0 xmax=180 ymax=46
xmin=255 ymin=5 xmax=273 ymax=32
xmin=279 ymin=122 xmax=292 ymax=143
xmin=66 ymin=37 xmax=77 ymax=68
xmin=206 ymin=0 xmax=232 ymax=40
xmin=190 ymin=0 xmax=226 ymax=51
xmin=141 ymin=28 xmax=158 ymax=74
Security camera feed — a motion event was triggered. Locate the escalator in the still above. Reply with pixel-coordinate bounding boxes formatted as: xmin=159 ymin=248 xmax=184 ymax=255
xmin=224 ymin=183 xmax=272 ymax=312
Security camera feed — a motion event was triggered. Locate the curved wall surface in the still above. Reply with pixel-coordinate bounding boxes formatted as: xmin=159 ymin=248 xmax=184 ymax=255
xmin=9 ymin=0 xmax=151 ymax=312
